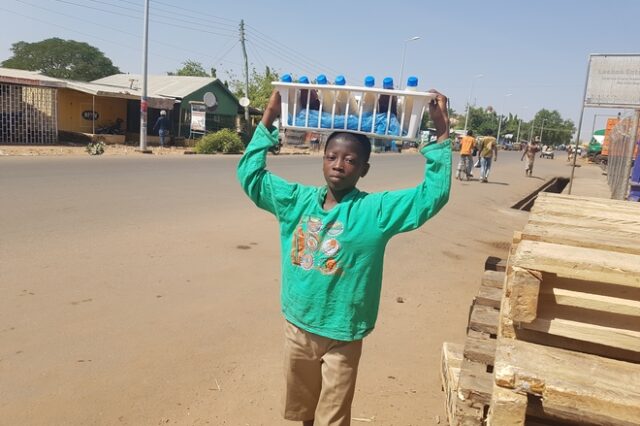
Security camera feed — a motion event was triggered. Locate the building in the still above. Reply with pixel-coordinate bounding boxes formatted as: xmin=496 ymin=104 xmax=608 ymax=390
xmin=0 ymin=68 xmax=246 ymax=145
xmin=93 ymin=74 xmax=244 ymax=140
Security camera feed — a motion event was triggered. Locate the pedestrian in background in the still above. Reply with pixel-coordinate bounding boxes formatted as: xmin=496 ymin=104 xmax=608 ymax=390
xmin=521 ymin=137 xmax=541 ymax=177
xmin=153 ymin=110 xmax=170 ymax=147
xmin=478 ymin=136 xmax=498 ymax=183
xmin=456 ymin=130 xmax=475 ymax=180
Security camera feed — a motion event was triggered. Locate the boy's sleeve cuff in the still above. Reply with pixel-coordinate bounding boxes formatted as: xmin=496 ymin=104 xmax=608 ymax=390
xmin=255 ymin=122 xmax=280 ymax=146
xmin=420 ymin=139 xmax=451 ymax=155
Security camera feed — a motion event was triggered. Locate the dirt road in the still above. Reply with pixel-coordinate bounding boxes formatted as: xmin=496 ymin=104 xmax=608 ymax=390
xmin=0 ymin=151 xmax=571 ymax=425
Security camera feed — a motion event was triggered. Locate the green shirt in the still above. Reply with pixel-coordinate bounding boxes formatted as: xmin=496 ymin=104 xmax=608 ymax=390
xmin=237 ymin=123 xmax=451 ymax=341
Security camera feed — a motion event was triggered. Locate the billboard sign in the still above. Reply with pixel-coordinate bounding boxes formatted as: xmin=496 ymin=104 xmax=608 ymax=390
xmin=190 ymin=103 xmax=206 ymax=132
xmin=585 ymin=54 xmax=640 ymax=108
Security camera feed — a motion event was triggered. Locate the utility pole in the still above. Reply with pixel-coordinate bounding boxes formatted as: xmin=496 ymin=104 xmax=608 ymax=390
xmin=139 ymin=0 xmax=150 ymax=152
xmin=516 ymin=119 xmax=522 ymax=144
xmin=240 ymin=20 xmax=250 ymax=137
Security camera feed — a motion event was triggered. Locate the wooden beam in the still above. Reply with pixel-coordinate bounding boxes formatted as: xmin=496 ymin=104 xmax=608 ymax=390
xmin=537 ymin=192 xmax=640 ymax=212
xmin=520 ymin=316 xmax=640 ymax=353
xmin=481 ymin=270 xmax=505 ymax=289
xmin=522 ymin=222 xmax=640 ymax=255
xmin=494 ymin=338 xmax=640 ymax=425
xmin=527 ymin=211 xmax=640 ymax=235
xmin=512 ymin=240 xmax=640 ymax=288
xmin=486 ymin=384 xmax=527 ymax=426
xmin=464 ymin=333 xmax=497 ymax=365
xmin=539 ymin=286 xmax=640 ymax=318
xmin=469 ymin=304 xmax=499 ymax=335
xmin=476 ymin=285 xmax=503 ymax=309
xmin=441 ymin=342 xmax=463 ymax=426
xmin=507 ymin=267 xmax=542 ymax=323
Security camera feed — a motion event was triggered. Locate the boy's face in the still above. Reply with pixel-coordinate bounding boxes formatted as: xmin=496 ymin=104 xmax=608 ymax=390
xmin=323 ymin=137 xmax=369 ymax=192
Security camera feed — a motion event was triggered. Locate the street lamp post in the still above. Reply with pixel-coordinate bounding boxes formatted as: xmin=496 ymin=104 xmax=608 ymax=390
xmin=495 ymin=93 xmax=512 ymax=145
xmin=399 ymin=36 xmax=420 ymax=89
xmin=463 ymin=74 xmax=484 ymax=133
xmin=539 ymin=118 xmax=546 ymax=144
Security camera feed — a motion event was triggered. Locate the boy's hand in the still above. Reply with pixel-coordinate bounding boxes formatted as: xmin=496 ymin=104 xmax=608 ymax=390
xmin=261 ymin=89 xmax=281 ymax=130
xmin=427 ymin=90 xmax=449 ymax=143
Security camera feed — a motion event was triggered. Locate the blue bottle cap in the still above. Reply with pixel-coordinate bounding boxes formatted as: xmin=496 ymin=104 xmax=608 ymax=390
xmin=407 ymin=76 xmax=418 ymax=87
xmin=364 ymin=75 xmax=375 ymax=87
xmin=335 ymin=75 xmax=346 ymax=86
xmin=299 ymin=76 xmax=309 ymax=84
xmin=316 ymin=74 xmax=328 ymax=84
xmin=383 ymin=77 xmax=394 ymax=89
xmin=281 ymin=74 xmax=293 ymax=83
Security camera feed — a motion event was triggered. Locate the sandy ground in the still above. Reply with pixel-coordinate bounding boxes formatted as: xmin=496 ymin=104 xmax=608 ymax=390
xmin=0 ymin=149 xmax=591 ymax=425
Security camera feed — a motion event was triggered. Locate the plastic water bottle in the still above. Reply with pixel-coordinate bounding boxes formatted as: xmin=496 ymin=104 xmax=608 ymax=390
xmin=359 ymin=75 xmax=377 ymax=114
xmin=315 ymin=74 xmax=335 ymax=114
xmin=378 ymin=77 xmax=397 ymax=115
xmin=280 ymin=74 xmax=297 ymax=119
xmin=334 ymin=75 xmax=358 ymax=116
xmin=398 ymin=76 xmax=419 ymax=133
xmin=298 ymin=75 xmax=320 ymax=111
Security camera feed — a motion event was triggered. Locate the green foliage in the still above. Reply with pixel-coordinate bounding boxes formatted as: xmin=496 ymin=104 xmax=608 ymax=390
xmin=169 ymin=60 xmax=210 ymax=77
xmin=2 ymin=38 xmax=120 ymax=81
xmin=194 ymin=129 xmax=242 ymax=154
xmin=86 ymin=137 xmax=106 ymax=155
xmin=228 ymin=66 xmax=280 ymax=110
xmin=458 ymin=106 xmax=576 ymax=145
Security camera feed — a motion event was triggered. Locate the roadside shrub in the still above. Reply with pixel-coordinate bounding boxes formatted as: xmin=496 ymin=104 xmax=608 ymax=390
xmin=195 ymin=129 xmax=243 ymax=154
xmin=86 ymin=136 xmax=106 ymax=155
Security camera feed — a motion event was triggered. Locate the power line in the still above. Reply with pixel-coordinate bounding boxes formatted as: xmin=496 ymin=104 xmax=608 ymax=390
xmin=247 ymin=37 xmax=323 ymax=77
xmin=246 ymin=24 xmax=341 ymax=76
xmin=0 ymin=5 xmax=181 ymax=64
xmin=82 ymin=0 xmax=238 ymax=35
xmin=14 ymin=0 xmax=236 ymax=64
xmin=51 ymin=0 xmax=236 ymax=38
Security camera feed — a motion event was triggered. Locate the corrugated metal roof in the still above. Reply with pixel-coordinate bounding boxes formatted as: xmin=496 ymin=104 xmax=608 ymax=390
xmin=0 ymin=68 xmax=175 ymax=109
xmin=0 ymin=67 xmax=67 ymax=87
xmin=93 ymin=74 xmax=217 ymax=99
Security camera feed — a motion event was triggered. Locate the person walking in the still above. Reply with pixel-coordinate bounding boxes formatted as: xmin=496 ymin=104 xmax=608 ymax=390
xmin=456 ymin=130 xmax=475 ymax=180
xmin=521 ymin=137 xmax=541 ymax=177
xmin=478 ymin=136 xmax=498 ymax=182
xmin=153 ymin=110 xmax=170 ymax=147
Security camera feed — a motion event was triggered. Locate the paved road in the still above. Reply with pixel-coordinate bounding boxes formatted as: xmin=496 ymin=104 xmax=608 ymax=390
xmin=0 ymin=150 xmax=571 ymax=425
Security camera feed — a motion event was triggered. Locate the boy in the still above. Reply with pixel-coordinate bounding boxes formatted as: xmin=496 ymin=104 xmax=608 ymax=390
xmin=237 ymin=89 xmax=451 ymax=426
xmin=478 ymin=136 xmax=498 ymax=183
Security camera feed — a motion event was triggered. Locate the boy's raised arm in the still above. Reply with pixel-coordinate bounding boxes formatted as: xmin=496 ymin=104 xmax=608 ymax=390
xmin=375 ymin=90 xmax=452 ymax=235
xmin=237 ymin=90 xmax=298 ymax=218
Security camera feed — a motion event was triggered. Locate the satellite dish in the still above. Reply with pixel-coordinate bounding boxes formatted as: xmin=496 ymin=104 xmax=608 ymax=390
xmin=239 ymin=97 xmax=250 ymax=107
xmin=203 ymin=92 xmax=217 ymax=108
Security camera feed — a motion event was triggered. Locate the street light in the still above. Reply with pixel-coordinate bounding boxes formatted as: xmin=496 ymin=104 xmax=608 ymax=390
xmin=463 ymin=74 xmax=484 ymax=133
xmin=539 ymin=118 xmax=546 ymax=144
xmin=496 ymin=93 xmax=512 ymax=144
xmin=399 ymin=36 xmax=421 ymax=89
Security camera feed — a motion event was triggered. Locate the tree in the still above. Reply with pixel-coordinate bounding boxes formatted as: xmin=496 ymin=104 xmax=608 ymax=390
xmin=1 ymin=38 xmax=120 ymax=81
xmin=531 ymin=109 xmax=575 ymax=146
xmin=228 ymin=66 xmax=280 ymax=111
xmin=169 ymin=60 xmax=210 ymax=77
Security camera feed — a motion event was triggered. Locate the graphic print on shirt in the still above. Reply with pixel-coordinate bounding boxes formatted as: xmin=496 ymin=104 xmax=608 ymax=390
xmin=290 ymin=216 xmax=344 ymax=275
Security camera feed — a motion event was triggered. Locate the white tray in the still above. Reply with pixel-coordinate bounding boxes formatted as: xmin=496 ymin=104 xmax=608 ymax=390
xmin=272 ymin=82 xmax=435 ymax=141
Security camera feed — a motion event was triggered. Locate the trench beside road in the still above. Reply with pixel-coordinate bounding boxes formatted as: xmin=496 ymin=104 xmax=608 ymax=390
xmin=0 ymin=151 xmax=580 ymax=425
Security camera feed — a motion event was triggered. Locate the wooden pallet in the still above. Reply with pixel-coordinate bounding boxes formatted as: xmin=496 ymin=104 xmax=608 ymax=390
xmin=500 ymin=194 xmax=640 ymax=363
xmin=491 ymin=193 xmax=640 ymax=425
xmin=440 ymin=268 xmax=503 ymax=425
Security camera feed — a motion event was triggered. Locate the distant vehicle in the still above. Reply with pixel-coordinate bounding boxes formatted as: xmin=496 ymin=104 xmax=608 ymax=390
xmin=540 ymin=149 xmax=554 ymax=159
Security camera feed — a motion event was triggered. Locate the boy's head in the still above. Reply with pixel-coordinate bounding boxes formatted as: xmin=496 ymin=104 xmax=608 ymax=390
xmin=467 ymin=130 xmax=474 ymax=136
xmin=323 ymin=132 xmax=371 ymax=191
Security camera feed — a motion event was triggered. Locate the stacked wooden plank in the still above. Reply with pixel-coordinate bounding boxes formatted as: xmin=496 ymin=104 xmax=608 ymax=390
xmin=441 ymin=268 xmax=503 ymax=425
xmin=489 ymin=192 xmax=640 ymax=425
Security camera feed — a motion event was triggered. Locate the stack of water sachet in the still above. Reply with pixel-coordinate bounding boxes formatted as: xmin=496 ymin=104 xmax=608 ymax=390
xmin=273 ymin=74 xmax=431 ymax=140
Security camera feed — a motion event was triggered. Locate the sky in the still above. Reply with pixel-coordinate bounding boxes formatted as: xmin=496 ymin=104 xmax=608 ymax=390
xmin=1 ymin=0 xmax=639 ymax=137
